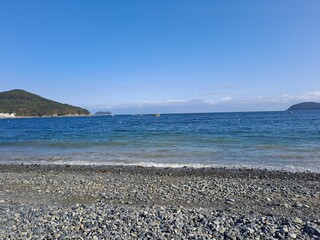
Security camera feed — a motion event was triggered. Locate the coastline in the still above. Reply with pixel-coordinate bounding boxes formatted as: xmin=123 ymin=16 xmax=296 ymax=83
xmin=0 ymin=114 xmax=90 ymax=119
xmin=1 ymin=163 xmax=319 ymax=179
xmin=1 ymin=163 xmax=319 ymax=238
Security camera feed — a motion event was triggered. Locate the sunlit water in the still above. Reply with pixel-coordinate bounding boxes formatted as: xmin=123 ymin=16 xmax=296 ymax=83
xmin=0 ymin=111 xmax=319 ymax=172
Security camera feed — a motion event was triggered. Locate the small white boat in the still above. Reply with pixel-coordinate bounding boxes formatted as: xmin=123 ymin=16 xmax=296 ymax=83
xmin=153 ymin=113 xmax=160 ymax=117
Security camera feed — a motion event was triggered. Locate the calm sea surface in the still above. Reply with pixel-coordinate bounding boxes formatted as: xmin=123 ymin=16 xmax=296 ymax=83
xmin=0 ymin=111 xmax=319 ymax=172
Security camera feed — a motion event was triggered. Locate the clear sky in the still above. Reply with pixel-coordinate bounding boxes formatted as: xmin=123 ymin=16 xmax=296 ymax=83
xmin=0 ymin=0 xmax=319 ymax=114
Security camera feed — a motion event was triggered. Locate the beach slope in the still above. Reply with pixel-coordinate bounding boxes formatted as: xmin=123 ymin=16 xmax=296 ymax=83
xmin=0 ymin=164 xmax=319 ymax=239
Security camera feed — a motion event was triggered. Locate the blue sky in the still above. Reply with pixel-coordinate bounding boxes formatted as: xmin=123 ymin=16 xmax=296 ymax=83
xmin=0 ymin=0 xmax=319 ymax=114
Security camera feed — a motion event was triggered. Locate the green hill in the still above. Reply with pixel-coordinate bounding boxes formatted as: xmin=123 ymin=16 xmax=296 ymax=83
xmin=0 ymin=89 xmax=90 ymax=117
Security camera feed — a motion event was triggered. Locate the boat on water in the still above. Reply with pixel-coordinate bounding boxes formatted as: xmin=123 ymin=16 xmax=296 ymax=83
xmin=153 ymin=113 xmax=160 ymax=117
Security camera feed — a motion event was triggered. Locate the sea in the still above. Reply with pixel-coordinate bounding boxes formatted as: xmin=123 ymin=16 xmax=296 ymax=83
xmin=0 ymin=111 xmax=319 ymax=172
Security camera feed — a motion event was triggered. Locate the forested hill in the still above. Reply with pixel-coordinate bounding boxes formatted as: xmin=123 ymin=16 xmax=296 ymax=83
xmin=0 ymin=89 xmax=90 ymax=116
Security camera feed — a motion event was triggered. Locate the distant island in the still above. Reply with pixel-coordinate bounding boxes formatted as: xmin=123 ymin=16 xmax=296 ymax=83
xmin=287 ymin=102 xmax=320 ymax=111
xmin=94 ymin=111 xmax=113 ymax=116
xmin=0 ymin=89 xmax=90 ymax=117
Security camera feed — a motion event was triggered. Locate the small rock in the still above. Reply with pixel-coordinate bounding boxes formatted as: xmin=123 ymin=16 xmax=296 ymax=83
xmin=213 ymin=220 xmax=220 ymax=225
xmin=289 ymin=233 xmax=297 ymax=239
xmin=304 ymin=225 xmax=320 ymax=236
xmin=247 ymin=227 xmax=255 ymax=234
xmin=276 ymin=231 xmax=285 ymax=239
xmin=293 ymin=217 xmax=303 ymax=224
xmin=293 ymin=202 xmax=303 ymax=208
xmin=225 ymin=198 xmax=235 ymax=204
xmin=280 ymin=225 xmax=289 ymax=234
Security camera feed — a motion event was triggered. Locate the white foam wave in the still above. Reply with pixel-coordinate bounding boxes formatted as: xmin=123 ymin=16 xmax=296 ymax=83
xmin=1 ymin=159 xmax=319 ymax=173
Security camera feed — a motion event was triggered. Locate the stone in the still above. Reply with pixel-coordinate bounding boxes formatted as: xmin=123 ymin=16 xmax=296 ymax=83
xmin=283 ymin=203 xmax=290 ymax=208
xmin=280 ymin=225 xmax=288 ymax=234
xmin=293 ymin=217 xmax=303 ymax=224
xmin=213 ymin=220 xmax=220 ymax=225
xmin=289 ymin=233 xmax=297 ymax=239
xmin=304 ymin=225 xmax=320 ymax=236
xmin=293 ymin=202 xmax=303 ymax=208
xmin=247 ymin=227 xmax=255 ymax=234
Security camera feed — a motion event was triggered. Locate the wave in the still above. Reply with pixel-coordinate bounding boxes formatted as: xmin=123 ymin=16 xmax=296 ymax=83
xmin=1 ymin=150 xmax=319 ymax=173
xmin=1 ymin=159 xmax=319 ymax=173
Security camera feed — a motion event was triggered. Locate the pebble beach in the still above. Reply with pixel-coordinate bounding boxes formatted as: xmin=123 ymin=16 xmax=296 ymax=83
xmin=0 ymin=164 xmax=319 ymax=239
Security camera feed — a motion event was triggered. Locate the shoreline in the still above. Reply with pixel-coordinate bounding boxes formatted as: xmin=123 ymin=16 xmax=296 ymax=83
xmin=1 ymin=161 xmax=319 ymax=174
xmin=0 ymin=114 xmax=90 ymax=119
xmin=1 ymin=162 xmax=319 ymax=179
xmin=1 ymin=162 xmax=320 ymax=178
xmin=1 ymin=163 xmax=319 ymax=238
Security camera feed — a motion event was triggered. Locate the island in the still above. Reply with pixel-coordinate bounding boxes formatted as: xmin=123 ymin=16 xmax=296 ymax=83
xmin=0 ymin=89 xmax=90 ymax=117
xmin=287 ymin=102 xmax=320 ymax=111
xmin=94 ymin=111 xmax=113 ymax=116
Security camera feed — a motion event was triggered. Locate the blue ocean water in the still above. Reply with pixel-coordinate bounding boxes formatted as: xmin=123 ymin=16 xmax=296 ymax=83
xmin=0 ymin=111 xmax=319 ymax=172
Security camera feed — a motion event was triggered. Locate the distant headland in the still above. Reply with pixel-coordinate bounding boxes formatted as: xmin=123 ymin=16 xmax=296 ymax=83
xmin=287 ymin=102 xmax=320 ymax=111
xmin=0 ymin=89 xmax=90 ymax=118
